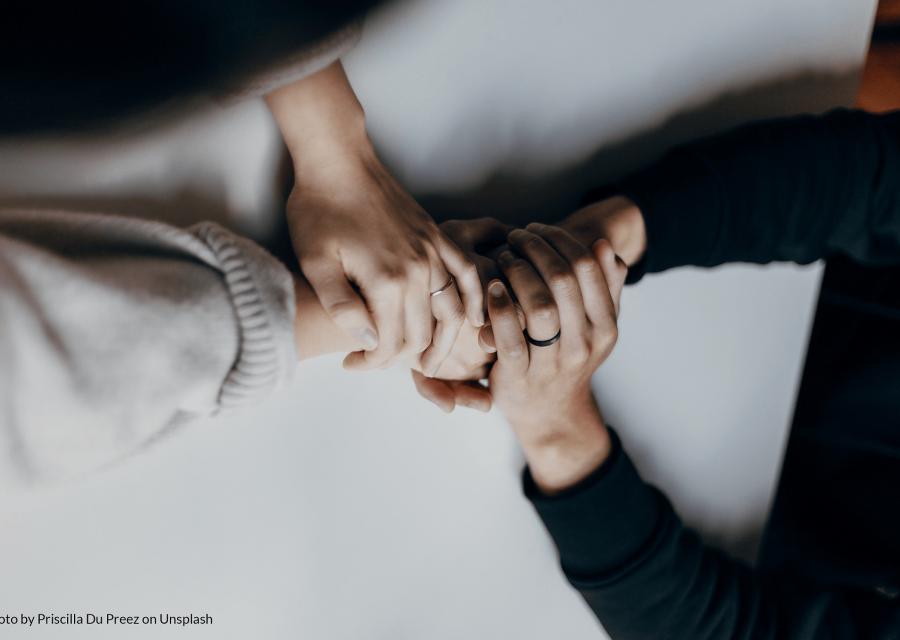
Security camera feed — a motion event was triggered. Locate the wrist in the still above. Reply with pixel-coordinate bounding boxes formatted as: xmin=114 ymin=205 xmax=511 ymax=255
xmin=290 ymin=132 xmax=378 ymax=188
xmin=292 ymin=273 xmax=364 ymax=361
xmin=512 ymin=396 xmax=613 ymax=495
xmin=266 ymin=61 xmax=374 ymax=183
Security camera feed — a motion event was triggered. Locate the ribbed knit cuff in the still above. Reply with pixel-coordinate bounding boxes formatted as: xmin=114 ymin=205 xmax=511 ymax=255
xmin=192 ymin=223 xmax=296 ymax=409
xmin=524 ymin=428 xmax=663 ymax=579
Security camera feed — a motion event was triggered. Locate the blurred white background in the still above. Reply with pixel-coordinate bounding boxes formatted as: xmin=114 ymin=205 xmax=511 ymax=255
xmin=0 ymin=0 xmax=877 ymax=638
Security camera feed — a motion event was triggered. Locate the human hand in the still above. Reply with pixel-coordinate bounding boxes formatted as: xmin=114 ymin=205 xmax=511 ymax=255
xmin=486 ymin=224 xmax=627 ymax=494
xmin=409 ymin=217 xmax=510 ymax=413
xmin=558 ymin=195 xmax=647 ymax=267
xmin=268 ymin=62 xmax=483 ymax=377
xmin=286 ymin=153 xmax=484 ymax=375
xmin=409 ymin=317 xmax=494 ymax=413
xmin=439 ymin=217 xmax=511 ymax=288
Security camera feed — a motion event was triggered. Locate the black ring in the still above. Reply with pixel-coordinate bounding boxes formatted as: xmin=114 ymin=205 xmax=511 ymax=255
xmin=524 ymin=328 xmax=561 ymax=347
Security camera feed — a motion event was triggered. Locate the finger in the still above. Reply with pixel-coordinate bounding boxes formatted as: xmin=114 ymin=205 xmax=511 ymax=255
xmin=478 ymin=295 xmax=527 ymax=353
xmin=496 ymin=249 xmax=560 ymax=369
xmin=440 ymin=217 xmax=512 ymax=249
xmin=420 ymin=276 xmax=465 ymax=377
xmin=526 ymin=223 xmax=607 ymax=356
xmin=420 ymin=248 xmax=465 ymax=375
xmin=526 ymin=223 xmax=610 ymax=328
xmin=437 ymin=233 xmax=484 ymax=327
xmin=411 ymin=370 xmax=455 ymax=413
xmin=478 ymin=325 xmax=496 ymax=353
xmin=303 ymin=257 xmax=378 ymax=350
xmin=486 ymin=280 xmax=529 ymax=372
xmin=403 ymin=263 xmax=433 ymax=358
xmin=351 ymin=276 xmax=405 ymax=369
xmin=447 ymin=380 xmax=492 ymax=412
xmin=594 ymin=239 xmax=629 ymax=318
xmin=496 ymin=250 xmax=561 ymax=342
xmin=508 ymin=228 xmax=587 ymax=345
xmin=474 ymin=255 xmax=503 ymax=288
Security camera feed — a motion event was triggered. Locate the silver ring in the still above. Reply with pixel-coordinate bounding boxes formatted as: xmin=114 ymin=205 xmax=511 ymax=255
xmin=430 ymin=274 xmax=455 ymax=297
xmin=524 ymin=328 xmax=561 ymax=347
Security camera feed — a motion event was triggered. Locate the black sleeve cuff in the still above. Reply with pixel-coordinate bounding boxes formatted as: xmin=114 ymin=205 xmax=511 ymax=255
xmin=523 ymin=428 xmax=664 ymax=579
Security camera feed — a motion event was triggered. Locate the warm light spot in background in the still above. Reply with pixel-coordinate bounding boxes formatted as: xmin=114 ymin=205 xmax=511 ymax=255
xmin=857 ymin=0 xmax=900 ymax=111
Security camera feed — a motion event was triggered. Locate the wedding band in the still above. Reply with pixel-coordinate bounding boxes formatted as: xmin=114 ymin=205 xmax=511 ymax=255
xmin=524 ymin=328 xmax=561 ymax=347
xmin=430 ymin=275 xmax=455 ymax=297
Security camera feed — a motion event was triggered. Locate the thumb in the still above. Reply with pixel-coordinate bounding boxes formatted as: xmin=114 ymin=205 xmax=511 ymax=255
xmin=304 ymin=259 xmax=378 ymax=350
xmin=593 ymin=239 xmax=628 ymax=318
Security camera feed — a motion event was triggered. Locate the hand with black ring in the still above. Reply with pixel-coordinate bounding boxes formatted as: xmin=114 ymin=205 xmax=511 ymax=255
xmin=485 ymin=224 xmax=628 ymax=494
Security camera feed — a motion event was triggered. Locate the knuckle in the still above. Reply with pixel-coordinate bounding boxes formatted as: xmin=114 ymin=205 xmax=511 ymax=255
xmin=596 ymin=325 xmax=619 ymax=354
xmin=440 ymin=220 xmax=461 ymax=235
xmin=409 ymin=257 xmax=432 ymax=279
xmin=375 ymin=267 xmax=407 ymax=289
xmin=372 ymin=345 xmax=402 ymax=365
xmin=549 ymin=271 xmax=578 ymax=295
xmin=299 ymin=255 xmax=335 ymax=279
xmin=323 ymin=299 xmax=360 ymax=318
xmin=413 ymin=229 xmax=436 ymax=249
xmin=563 ymin=341 xmax=590 ymax=366
xmin=529 ymin=299 xmax=558 ymax=324
xmin=573 ymin=255 xmax=599 ymax=275
xmin=385 ymin=332 xmax=405 ymax=352
xmin=505 ymin=344 xmax=527 ymax=359
xmin=505 ymin=258 xmax=529 ymax=275
xmin=410 ymin=336 xmax=431 ymax=354
xmin=524 ymin=236 xmax=544 ymax=252
xmin=444 ymin=302 xmax=466 ymax=323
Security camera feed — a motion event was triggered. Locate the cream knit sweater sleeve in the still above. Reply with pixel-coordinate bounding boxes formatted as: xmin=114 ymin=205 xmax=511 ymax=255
xmin=0 ymin=209 xmax=296 ymax=487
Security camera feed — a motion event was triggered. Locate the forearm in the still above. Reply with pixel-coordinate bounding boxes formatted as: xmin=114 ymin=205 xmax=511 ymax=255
xmin=617 ymin=109 xmax=900 ymax=275
xmin=266 ymin=60 xmax=376 ymax=182
xmin=527 ymin=430 xmax=900 ymax=639
xmin=0 ymin=211 xmax=296 ymax=484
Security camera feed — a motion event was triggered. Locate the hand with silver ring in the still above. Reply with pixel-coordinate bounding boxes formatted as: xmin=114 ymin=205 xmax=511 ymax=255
xmin=483 ymin=225 xmax=627 ymax=476
xmin=411 ymin=218 xmax=510 ymax=412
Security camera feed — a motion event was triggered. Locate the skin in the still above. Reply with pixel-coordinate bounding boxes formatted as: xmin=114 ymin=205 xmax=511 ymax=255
xmin=293 ymin=270 xmax=491 ymax=390
xmin=293 ymin=214 xmax=633 ymax=493
xmin=408 ymin=217 xmax=512 ymax=413
xmin=413 ymin=197 xmax=647 ymax=414
xmin=266 ymin=62 xmax=483 ymax=377
xmin=485 ymin=226 xmax=628 ymax=494
xmin=557 ymin=195 xmax=647 ymax=268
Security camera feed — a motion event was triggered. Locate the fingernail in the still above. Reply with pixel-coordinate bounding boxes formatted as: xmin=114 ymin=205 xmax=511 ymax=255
xmin=497 ymin=251 xmax=514 ymax=266
xmin=489 ymin=281 xmax=506 ymax=298
xmin=354 ymin=328 xmax=378 ymax=350
xmin=459 ymin=397 xmax=491 ymax=412
xmin=526 ymin=222 xmax=544 ymax=231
